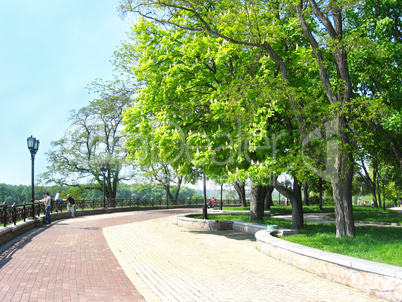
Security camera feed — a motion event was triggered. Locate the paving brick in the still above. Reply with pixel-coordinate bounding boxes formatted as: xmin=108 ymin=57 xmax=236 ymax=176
xmin=104 ymin=211 xmax=384 ymax=301
xmin=0 ymin=209 xmax=386 ymax=301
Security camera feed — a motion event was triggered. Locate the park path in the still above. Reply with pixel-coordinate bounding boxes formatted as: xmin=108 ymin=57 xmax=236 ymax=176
xmin=0 ymin=209 xmax=190 ymax=302
xmin=0 ymin=208 xmax=385 ymax=301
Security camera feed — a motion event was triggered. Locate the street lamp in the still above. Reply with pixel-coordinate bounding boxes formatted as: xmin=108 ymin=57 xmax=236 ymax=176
xmin=100 ymin=163 xmax=107 ymax=210
xmin=27 ymin=135 xmax=39 ymax=217
xmin=165 ymin=174 xmax=170 ymax=208
xmin=220 ymin=182 xmax=223 ymax=211
xmin=203 ymin=172 xmax=208 ymax=219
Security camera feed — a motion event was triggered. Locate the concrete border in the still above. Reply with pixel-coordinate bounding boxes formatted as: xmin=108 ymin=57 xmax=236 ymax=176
xmin=177 ymin=213 xmax=402 ymax=302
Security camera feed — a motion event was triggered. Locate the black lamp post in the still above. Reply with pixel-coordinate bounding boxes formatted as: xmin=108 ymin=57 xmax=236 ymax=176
xmin=100 ymin=163 xmax=107 ymax=210
xmin=27 ymin=135 xmax=39 ymax=217
xmin=202 ymin=172 xmax=208 ymax=219
xmin=166 ymin=174 xmax=170 ymax=208
xmin=220 ymin=182 xmax=223 ymax=211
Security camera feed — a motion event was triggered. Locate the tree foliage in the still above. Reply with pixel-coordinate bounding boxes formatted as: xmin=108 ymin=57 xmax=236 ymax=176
xmin=39 ymin=79 xmax=135 ymax=199
xmin=117 ymin=0 xmax=402 ymax=236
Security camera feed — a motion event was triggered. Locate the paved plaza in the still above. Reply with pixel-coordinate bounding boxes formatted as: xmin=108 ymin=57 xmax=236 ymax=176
xmin=0 ymin=209 xmax=385 ymax=301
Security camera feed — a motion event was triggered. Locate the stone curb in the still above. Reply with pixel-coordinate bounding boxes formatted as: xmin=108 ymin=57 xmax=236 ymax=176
xmin=256 ymin=231 xmax=402 ymax=302
xmin=177 ymin=213 xmax=402 ymax=302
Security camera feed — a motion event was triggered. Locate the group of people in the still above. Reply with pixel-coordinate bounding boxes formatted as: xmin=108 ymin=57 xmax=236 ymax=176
xmin=35 ymin=191 xmax=76 ymax=224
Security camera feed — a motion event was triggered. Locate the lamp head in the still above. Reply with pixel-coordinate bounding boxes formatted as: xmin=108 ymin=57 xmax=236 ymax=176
xmin=27 ymin=135 xmax=40 ymax=154
xmin=100 ymin=163 xmax=108 ymax=173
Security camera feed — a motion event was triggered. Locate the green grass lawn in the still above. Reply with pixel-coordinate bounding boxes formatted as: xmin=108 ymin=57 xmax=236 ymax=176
xmin=195 ymin=211 xmax=402 ymax=266
xmin=284 ymin=223 xmax=402 ymax=266
xmin=224 ymin=205 xmax=402 ymax=223
xmin=224 ymin=205 xmax=334 ymax=215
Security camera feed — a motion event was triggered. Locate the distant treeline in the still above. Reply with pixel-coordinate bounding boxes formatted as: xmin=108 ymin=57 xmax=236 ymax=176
xmin=0 ymin=183 xmax=202 ymax=205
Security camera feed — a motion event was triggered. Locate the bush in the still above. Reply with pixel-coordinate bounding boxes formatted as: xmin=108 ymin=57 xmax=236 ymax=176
xmin=309 ymin=195 xmax=334 ymax=205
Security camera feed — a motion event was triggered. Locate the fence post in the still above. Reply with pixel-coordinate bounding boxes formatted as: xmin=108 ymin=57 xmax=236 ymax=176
xmin=3 ymin=204 xmax=8 ymax=227
xmin=23 ymin=202 xmax=27 ymax=222
xmin=12 ymin=203 xmax=17 ymax=225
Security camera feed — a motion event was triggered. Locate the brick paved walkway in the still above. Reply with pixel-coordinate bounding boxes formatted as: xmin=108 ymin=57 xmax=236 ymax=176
xmin=0 ymin=209 xmax=385 ymax=301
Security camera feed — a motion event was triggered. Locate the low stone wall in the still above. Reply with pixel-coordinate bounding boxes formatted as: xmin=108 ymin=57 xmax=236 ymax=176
xmin=177 ymin=214 xmax=233 ymax=231
xmin=256 ymin=231 xmax=402 ymax=302
xmin=177 ymin=213 xmax=402 ymax=302
xmin=0 ymin=219 xmax=37 ymax=247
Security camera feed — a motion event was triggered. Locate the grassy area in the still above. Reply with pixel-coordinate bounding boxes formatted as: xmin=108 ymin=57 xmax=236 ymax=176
xmin=324 ymin=206 xmax=402 ymax=223
xmin=224 ymin=205 xmax=402 ymax=223
xmin=224 ymin=205 xmax=335 ymax=215
xmin=194 ymin=213 xmax=402 ymax=266
xmin=284 ymin=224 xmax=402 ymax=266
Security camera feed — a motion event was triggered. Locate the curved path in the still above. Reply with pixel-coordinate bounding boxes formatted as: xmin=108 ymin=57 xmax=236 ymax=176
xmin=0 ymin=209 xmax=384 ymax=301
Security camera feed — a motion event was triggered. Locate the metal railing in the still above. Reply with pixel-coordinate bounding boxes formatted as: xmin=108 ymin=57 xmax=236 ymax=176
xmin=1 ymin=198 xmax=242 ymax=227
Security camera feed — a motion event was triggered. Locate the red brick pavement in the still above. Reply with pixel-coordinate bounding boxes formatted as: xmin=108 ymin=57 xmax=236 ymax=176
xmin=0 ymin=209 xmax=196 ymax=302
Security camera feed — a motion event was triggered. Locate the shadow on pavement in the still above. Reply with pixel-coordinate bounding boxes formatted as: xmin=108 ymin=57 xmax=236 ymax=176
xmin=0 ymin=227 xmax=46 ymax=270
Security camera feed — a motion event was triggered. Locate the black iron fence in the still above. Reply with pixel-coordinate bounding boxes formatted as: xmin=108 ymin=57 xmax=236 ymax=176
xmin=1 ymin=198 xmax=241 ymax=227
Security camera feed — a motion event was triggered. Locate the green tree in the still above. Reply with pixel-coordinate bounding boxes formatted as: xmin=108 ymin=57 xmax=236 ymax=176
xmin=119 ymin=0 xmax=399 ymax=237
xmin=118 ymin=18 xmax=306 ymax=224
xmin=39 ymin=80 xmax=135 ymax=200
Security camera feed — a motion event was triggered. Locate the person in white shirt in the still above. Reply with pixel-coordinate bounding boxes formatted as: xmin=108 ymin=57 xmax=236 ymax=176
xmin=36 ymin=192 xmax=51 ymax=224
xmin=54 ymin=190 xmax=65 ymax=212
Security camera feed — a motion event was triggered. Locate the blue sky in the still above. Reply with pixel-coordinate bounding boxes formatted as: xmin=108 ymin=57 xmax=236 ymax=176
xmin=0 ymin=0 xmax=133 ymax=185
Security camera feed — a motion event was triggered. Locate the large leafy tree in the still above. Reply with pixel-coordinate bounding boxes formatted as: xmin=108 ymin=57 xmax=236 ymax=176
xmin=118 ymin=18 xmax=307 ymax=225
xmin=119 ymin=1 xmax=337 ymax=231
xmin=40 ymin=80 xmax=135 ymax=199
xmin=347 ymin=0 xmax=402 ymax=206
xmin=119 ymin=0 xmax=401 ymax=237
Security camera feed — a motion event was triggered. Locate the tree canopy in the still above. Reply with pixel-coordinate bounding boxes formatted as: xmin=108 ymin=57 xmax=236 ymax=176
xmin=39 ymin=79 xmax=135 ymax=199
xmin=117 ymin=0 xmax=401 ymax=237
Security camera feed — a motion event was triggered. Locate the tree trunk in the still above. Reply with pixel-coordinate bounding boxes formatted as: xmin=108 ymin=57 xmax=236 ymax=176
xmin=372 ymin=165 xmax=381 ymax=208
xmin=164 ymin=183 xmax=173 ymax=205
xmin=366 ymin=170 xmax=378 ymax=208
xmin=173 ymin=176 xmax=183 ymax=205
xmin=233 ymin=180 xmax=247 ymax=207
xmin=332 ymin=177 xmax=354 ymax=237
xmin=303 ymin=181 xmax=309 ymax=206
xmin=331 ymin=121 xmax=355 ymax=237
xmin=377 ymin=176 xmax=382 ymax=209
xmin=291 ymin=179 xmax=303 ymax=229
xmin=264 ymin=184 xmax=274 ymax=210
xmin=274 ymin=177 xmax=304 ymax=229
xmin=297 ymin=2 xmax=355 ymax=237
xmin=250 ymin=182 xmax=265 ymax=221
xmin=318 ymin=177 xmax=323 ymax=210
xmin=361 ymin=162 xmax=378 ymax=208
xmin=371 ymin=189 xmax=378 ymax=208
